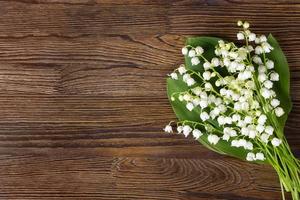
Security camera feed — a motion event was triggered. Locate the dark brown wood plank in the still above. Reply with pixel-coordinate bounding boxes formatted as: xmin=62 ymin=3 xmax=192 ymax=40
xmin=0 ymin=35 xmax=299 ymax=97
xmin=0 ymin=151 xmax=283 ymax=200
xmin=0 ymin=2 xmax=168 ymax=36
xmin=0 ymin=95 xmax=298 ymax=154
xmin=0 ymin=1 xmax=298 ymax=37
xmin=169 ymin=5 xmax=300 ymax=35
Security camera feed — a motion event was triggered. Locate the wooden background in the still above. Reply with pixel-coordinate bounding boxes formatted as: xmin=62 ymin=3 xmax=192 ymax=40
xmin=0 ymin=0 xmax=299 ymax=199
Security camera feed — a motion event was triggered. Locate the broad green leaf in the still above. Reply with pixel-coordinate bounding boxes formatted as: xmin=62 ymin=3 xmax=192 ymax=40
xmin=266 ymin=34 xmax=292 ymax=136
xmin=167 ymin=36 xmax=279 ymax=164
xmin=167 ymin=77 xmax=262 ymax=162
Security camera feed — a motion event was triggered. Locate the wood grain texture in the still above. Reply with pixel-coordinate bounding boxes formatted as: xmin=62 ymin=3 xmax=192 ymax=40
xmin=0 ymin=0 xmax=299 ymax=199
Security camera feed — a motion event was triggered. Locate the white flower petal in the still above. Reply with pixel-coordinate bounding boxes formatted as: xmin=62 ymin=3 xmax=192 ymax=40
xmin=246 ymin=152 xmax=255 ymax=161
xmin=255 ymin=153 xmax=265 ymax=161
xmin=186 ymin=102 xmax=194 ymax=111
xmin=208 ymin=134 xmax=220 ymax=145
xmin=188 ymin=50 xmax=196 ymax=57
xmin=271 ymin=138 xmax=282 ymax=147
xmin=164 ymin=125 xmax=173 ymax=133
xmin=182 ymin=47 xmax=188 ymax=55
xmin=275 ymin=107 xmax=284 ymax=117
xmin=191 ymin=57 xmax=200 ymax=65
xmin=192 ymin=129 xmax=202 ymax=140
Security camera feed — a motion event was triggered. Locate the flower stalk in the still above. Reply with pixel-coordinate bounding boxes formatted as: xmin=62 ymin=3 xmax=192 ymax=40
xmin=267 ymin=139 xmax=300 ymax=200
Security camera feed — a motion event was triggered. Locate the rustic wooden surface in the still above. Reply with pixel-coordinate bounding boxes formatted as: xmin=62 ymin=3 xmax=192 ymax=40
xmin=0 ymin=0 xmax=299 ymax=199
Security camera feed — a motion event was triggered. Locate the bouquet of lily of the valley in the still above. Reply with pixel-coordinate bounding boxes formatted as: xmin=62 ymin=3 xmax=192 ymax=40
xmin=165 ymin=21 xmax=300 ymax=200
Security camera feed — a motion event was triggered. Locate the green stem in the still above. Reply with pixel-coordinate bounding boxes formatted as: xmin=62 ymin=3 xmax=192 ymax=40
xmin=280 ymin=179 xmax=286 ymax=200
xmin=267 ymin=137 xmax=300 ymax=200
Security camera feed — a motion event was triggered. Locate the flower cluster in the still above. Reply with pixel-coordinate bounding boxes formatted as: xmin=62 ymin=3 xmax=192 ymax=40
xmin=165 ymin=21 xmax=284 ymax=162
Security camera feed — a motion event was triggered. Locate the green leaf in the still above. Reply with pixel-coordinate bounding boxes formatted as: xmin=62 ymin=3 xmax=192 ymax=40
xmin=266 ymin=34 xmax=292 ymax=135
xmin=167 ymin=36 xmax=274 ymax=164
